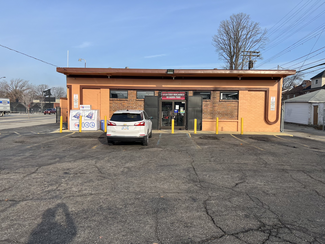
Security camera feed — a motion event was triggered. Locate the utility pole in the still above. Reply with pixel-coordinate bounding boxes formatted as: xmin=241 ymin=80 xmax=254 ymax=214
xmin=242 ymin=51 xmax=260 ymax=70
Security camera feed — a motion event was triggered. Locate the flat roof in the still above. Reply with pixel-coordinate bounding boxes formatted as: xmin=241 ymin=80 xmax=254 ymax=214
xmin=57 ymin=67 xmax=296 ymax=78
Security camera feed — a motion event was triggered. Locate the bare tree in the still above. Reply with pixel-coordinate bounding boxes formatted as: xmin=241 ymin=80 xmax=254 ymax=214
xmin=21 ymin=85 xmax=36 ymax=116
xmin=52 ymin=87 xmax=67 ymax=99
xmin=0 ymin=78 xmax=30 ymax=102
xmin=0 ymin=81 xmax=6 ymax=97
xmin=34 ymin=84 xmax=49 ymax=112
xmin=212 ymin=13 xmax=267 ymax=70
xmin=282 ymin=73 xmax=304 ymax=90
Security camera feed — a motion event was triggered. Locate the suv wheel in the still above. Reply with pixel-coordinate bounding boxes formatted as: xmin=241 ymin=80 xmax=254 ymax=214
xmin=149 ymin=129 xmax=152 ymax=138
xmin=142 ymin=135 xmax=148 ymax=146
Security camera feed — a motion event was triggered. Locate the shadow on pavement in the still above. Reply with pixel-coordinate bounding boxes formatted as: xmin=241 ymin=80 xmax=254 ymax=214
xmin=27 ymin=203 xmax=77 ymax=244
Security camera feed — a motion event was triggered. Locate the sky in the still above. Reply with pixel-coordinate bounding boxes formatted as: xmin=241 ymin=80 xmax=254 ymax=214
xmin=0 ymin=0 xmax=325 ymax=89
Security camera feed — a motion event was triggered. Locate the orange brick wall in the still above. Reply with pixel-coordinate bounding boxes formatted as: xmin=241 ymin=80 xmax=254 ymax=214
xmin=100 ymin=89 xmax=110 ymax=120
xmin=109 ymin=90 xmax=146 ymax=119
xmin=59 ymin=98 xmax=68 ymax=123
xmin=83 ymin=89 xmax=100 ymax=110
xmin=200 ymin=91 xmax=238 ymax=120
xmin=242 ymin=91 xmax=267 ymax=132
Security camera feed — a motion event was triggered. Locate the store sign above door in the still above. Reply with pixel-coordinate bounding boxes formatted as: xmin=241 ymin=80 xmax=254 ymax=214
xmin=161 ymin=92 xmax=185 ymax=100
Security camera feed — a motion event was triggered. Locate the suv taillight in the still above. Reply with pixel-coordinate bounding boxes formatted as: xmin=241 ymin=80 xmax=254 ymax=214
xmin=134 ymin=121 xmax=145 ymax=126
xmin=107 ymin=121 xmax=116 ymax=126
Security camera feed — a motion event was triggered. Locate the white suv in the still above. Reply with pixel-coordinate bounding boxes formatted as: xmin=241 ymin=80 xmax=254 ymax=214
xmin=106 ymin=110 xmax=153 ymax=146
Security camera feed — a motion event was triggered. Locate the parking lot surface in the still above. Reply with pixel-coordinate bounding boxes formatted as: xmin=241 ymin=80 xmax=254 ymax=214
xmin=0 ymin=113 xmax=56 ymax=130
xmin=0 ymin=120 xmax=325 ymax=243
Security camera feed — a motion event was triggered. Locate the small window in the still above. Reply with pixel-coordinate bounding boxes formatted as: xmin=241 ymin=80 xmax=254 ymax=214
xmin=193 ymin=91 xmax=211 ymax=100
xmin=220 ymin=91 xmax=239 ymax=100
xmin=315 ymin=80 xmax=318 ymax=84
xmin=110 ymin=90 xmax=128 ymax=99
xmin=136 ymin=91 xmax=155 ymax=99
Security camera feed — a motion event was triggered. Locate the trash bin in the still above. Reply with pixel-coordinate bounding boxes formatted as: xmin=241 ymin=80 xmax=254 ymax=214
xmin=100 ymin=120 xmax=105 ymax=131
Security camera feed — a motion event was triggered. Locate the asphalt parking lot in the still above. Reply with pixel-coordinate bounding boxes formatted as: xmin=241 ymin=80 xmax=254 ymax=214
xmin=1 ymin=115 xmax=325 ymax=244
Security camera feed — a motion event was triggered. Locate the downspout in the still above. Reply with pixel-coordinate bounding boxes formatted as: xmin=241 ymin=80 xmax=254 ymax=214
xmin=265 ymin=79 xmax=282 ymax=125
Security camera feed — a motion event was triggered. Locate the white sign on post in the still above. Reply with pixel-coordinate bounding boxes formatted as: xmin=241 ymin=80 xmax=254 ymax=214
xmin=74 ymin=94 xmax=78 ymax=108
xmin=270 ymin=96 xmax=276 ymax=111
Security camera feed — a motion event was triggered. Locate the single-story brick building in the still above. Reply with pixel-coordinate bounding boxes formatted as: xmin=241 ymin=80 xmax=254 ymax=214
xmin=57 ymin=68 xmax=295 ymax=132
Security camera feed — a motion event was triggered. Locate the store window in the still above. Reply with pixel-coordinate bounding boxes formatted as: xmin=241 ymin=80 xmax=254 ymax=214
xmin=220 ymin=91 xmax=239 ymax=100
xmin=193 ymin=91 xmax=211 ymax=100
xmin=136 ymin=91 xmax=155 ymax=99
xmin=110 ymin=90 xmax=128 ymax=99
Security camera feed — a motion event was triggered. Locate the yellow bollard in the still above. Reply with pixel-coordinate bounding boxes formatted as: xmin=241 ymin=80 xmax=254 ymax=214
xmin=104 ymin=116 xmax=107 ymax=133
xmin=171 ymin=119 xmax=174 ymax=134
xmin=60 ymin=116 xmax=63 ymax=133
xmin=216 ymin=117 xmax=219 ymax=134
xmin=79 ymin=115 xmax=82 ymax=133
xmin=241 ymin=117 xmax=244 ymax=135
xmin=194 ymin=119 xmax=197 ymax=134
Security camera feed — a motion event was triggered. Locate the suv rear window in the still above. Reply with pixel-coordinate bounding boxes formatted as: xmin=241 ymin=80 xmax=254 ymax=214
xmin=111 ymin=113 xmax=142 ymax=122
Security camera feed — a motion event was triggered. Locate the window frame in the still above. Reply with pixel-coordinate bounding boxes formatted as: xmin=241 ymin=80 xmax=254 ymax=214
xmin=220 ymin=91 xmax=239 ymax=101
xmin=193 ymin=91 xmax=211 ymax=100
xmin=110 ymin=90 xmax=128 ymax=99
xmin=136 ymin=90 xmax=155 ymax=99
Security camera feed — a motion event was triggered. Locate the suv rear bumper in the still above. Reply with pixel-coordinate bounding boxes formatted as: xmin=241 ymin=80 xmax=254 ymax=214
xmin=107 ymin=136 xmax=145 ymax=142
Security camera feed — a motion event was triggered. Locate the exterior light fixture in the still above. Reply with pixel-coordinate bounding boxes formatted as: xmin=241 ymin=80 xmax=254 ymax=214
xmin=166 ymin=69 xmax=174 ymax=74
xmin=78 ymin=58 xmax=86 ymax=68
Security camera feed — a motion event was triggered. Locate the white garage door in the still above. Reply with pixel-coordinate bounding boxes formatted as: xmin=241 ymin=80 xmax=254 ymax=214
xmin=284 ymin=103 xmax=309 ymax=125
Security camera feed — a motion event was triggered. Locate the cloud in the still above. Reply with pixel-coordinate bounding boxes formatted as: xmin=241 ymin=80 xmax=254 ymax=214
xmin=144 ymin=54 xmax=167 ymax=59
xmin=75 ymin=42 xmax=91 ymax=48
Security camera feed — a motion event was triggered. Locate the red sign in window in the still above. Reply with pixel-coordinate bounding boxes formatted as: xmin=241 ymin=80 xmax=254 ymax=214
xmin=161 ymin=92 xmax=185 ymax=100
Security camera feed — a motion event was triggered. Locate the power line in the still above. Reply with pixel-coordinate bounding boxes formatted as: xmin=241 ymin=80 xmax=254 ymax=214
xmin=266 ymin=0 xmax=311 ymax=39
xmin=295 ymin=24 xmax=325 ymax=74
xmin=257 ymin=0 xmax=325 ymax=69
xmin=300 ymin=66 xmax=325 ymax=76
xmin=266 ymin=0 xmax=305 ymax=38
xmin=265 ymin=7 xmax=325 ymax=52
xmin=287 ymin=57 xmax=325 ymax=70
xmin=257 ymin=25 xmax=325 ymax=68
xmin=281 ymin=47 xmax=325 ymax=67
xmin=0 ymin=44 xmax=58 ymax=67
xmin=296 ymin=62 xmax=325 ymax=72
xmin=265 ymin=0 xmax=316 ymax=49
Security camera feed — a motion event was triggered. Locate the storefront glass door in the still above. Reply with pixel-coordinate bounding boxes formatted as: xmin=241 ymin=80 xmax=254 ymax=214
xmin=162 ymin=101 xmax=173 ymax=127
xmin=161 ymin=101 xmax=186 ymax=129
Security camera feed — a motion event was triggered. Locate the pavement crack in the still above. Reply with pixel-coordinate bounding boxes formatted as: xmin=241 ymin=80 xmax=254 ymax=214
xmin=303 ymin=171 xmax=325 ymax=185
xmin=154 ymin=194 xmax=162 ymax=244
xmin=94 ymin=162 xmax=104 ymax=175
xmin=314 ymin=190 xmax=325 ymax=200
xmin=203 ymin=196 xmax=226 ymax=235
xmin=0 ymin=186 xmax=14 ymax=194
xmin=234 ymin=180 xmax=246 ymax=188
xmin=286 ymin=170 xmax=307 ymax=188
xmin=0 ymin=201 xmax=21 ymax=214
xmin=22 ymin=167 xmax=41 ymax=179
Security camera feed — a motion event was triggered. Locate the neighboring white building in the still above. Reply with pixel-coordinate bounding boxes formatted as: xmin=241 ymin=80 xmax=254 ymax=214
xmin=310 ymin=70 xmax=325 ymax=89
xmin=284 ymin=89 xmax=325 ymax=126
